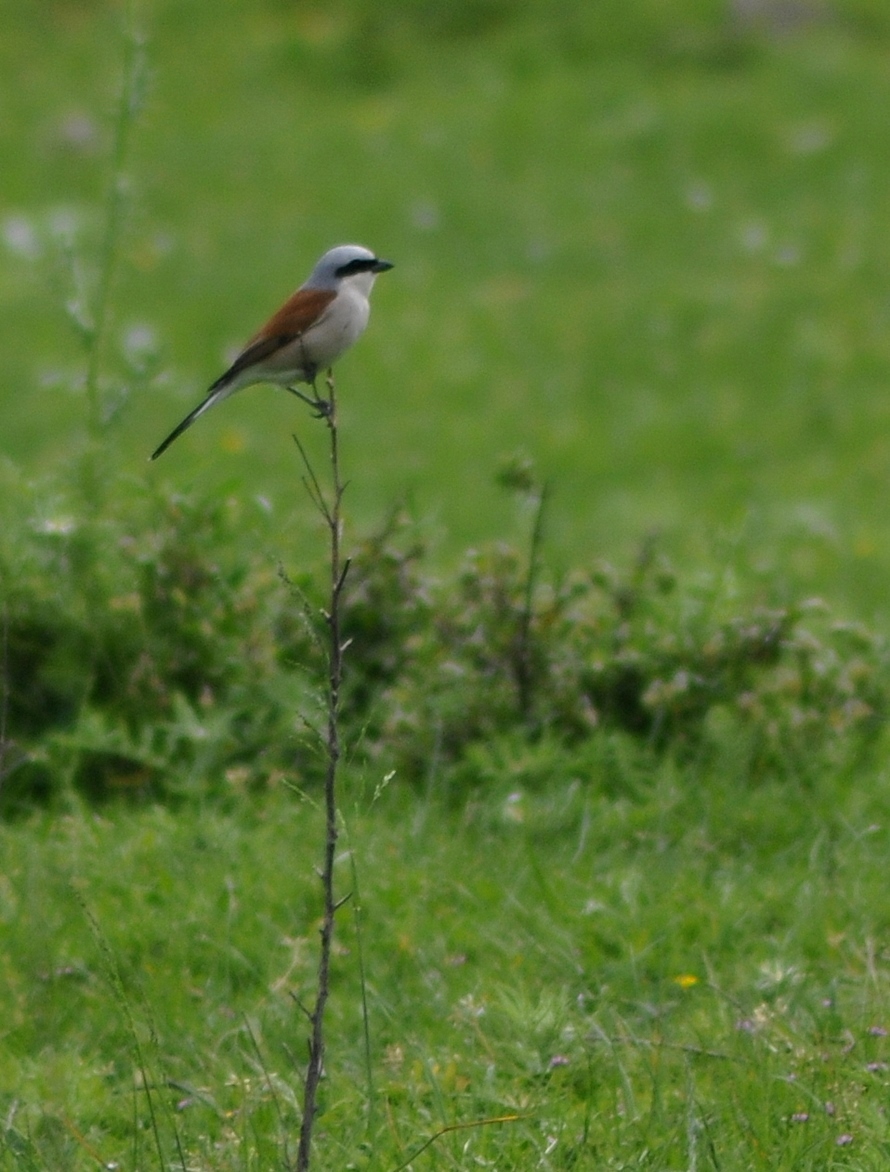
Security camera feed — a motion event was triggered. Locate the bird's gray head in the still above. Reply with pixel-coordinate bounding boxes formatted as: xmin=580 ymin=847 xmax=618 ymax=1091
xmin=305 ymin=244 xmax=394 ymax=292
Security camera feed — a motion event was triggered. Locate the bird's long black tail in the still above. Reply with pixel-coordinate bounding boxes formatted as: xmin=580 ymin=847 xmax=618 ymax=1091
xmin=150 ymin=380 xmax=231 ymax=460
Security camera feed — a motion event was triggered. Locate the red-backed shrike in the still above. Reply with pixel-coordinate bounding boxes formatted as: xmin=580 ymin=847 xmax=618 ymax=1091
xmin=150 ymin=243 xmax=393 ymax=460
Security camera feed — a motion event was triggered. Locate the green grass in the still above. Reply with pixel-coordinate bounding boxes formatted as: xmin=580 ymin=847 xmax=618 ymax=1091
xmin=4 ymin=0 xmax=890 ymax=1168
xmin=5 ymin=756 xmax=890 ymax=1169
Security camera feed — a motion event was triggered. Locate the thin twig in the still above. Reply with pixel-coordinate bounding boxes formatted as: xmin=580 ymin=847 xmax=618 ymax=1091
xmin=346 ymin=839 xmax=376 ymax=1134
xmin=77 ymin=890 xmax=179 ymax=1171
xmin=242 ymin=1016 xmax=291 ymax=1163
xmin=389 ymin=1113 xmax=526 ymax=1172
xmin=606 ymin=1034 xmax=738 ymax=1062
xmin=294 ymin=373 xmax=350 ymax=1172
xmin=0 ymin=601 xmax=10 ymax=789
xmin=293 ymin=432 xmax=333 ymax=524
xmin=514 ymin=479 xmax=550 ymax=722
xmin=84 ymin=2 xmax=145 ymax=442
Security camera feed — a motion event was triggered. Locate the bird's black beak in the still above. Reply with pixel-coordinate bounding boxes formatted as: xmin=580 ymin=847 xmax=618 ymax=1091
xmin=372 ymin=258 xmax=394 ymax=273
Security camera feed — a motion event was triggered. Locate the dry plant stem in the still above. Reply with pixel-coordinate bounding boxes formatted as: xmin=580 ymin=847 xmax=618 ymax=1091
xmin=86 ymin=2 xmax=145 ymax=442
xmin=515 ymin=480 xmax=549 ymax=722
xmin=294 ymin=372 xmax=350 ymax=1172
xmin=389 ymin=1114 xmax=525 ymax=1172
xmin=0 ymin=604 xmax=10 ymax=786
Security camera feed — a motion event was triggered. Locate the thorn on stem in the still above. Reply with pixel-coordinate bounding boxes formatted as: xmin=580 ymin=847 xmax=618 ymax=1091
xmin=289 ymin=992 xmax=314 ymax=1024
xmin=335 ymin=559 xmax=352 ymax=594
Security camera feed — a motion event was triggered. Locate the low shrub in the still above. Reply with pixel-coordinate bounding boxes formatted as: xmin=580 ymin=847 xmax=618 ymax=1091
xmin=0 ymin=466 xmax=885 ymax=813
xmin=360 ymin=525 xmax=885 ymax=782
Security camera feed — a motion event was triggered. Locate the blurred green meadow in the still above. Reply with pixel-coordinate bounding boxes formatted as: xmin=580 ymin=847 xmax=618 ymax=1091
xmin=5 ymin=0 xmax=890 ymax=1168
xmin=4 ymin=0 xmax=890 ymax=614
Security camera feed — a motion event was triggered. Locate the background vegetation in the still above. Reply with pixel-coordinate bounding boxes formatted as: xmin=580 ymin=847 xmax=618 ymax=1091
xmin=3 ymin=0 xmax=890 ymax=1167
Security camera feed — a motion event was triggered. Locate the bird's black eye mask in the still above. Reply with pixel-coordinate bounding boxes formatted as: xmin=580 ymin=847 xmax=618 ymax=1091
xmin=335 ymin=257 xmax=393 ymax=278
xmin=335 ymin=258 xmax=379 ymax=277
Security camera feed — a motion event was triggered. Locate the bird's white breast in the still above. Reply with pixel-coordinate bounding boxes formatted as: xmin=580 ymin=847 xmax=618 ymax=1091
xmin=304 ymin=281 xmax=371 ymax=369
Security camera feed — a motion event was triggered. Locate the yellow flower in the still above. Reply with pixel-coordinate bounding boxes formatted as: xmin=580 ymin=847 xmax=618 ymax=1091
xmin=673 ymin=974 xmax=699 ymax=989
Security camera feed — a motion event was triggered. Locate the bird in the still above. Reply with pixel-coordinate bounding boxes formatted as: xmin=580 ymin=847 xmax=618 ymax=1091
xmin=150 ymin=243 xmax=393 ymax=460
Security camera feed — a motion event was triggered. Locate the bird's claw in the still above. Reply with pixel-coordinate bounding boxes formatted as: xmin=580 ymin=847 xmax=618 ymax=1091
xmin=286 ymin=385 xmax=332 ymax=418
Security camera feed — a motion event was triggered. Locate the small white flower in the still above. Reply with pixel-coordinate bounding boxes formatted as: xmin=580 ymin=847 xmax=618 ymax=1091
xmin=2 ymin=214 xmax=40 ymax=260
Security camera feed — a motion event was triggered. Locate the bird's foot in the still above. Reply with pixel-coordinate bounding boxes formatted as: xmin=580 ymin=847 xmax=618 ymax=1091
xmin=286 ymin=385 xmax=332 ymax=418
